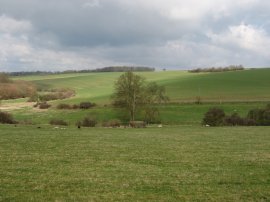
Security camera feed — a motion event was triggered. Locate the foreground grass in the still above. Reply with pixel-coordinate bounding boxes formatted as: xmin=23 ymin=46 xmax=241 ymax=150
xmin=0 ymin=125 xmax=269 ymax=201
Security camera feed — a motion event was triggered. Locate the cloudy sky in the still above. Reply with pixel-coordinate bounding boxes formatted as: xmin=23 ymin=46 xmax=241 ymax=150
xmin=0 ymin=0 xmax=270 ymax=71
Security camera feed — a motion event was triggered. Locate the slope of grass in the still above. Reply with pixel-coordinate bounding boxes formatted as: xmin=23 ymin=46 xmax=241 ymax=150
xmin=0 ymin=125 xmax=269 ymax=201
xmin=163 ymin=68 xmax=270 ymax=102
xmin=13 ymin=68 xmax=270 ymax=104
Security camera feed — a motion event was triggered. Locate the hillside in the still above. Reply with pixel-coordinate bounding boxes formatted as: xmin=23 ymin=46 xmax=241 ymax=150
xmin=14 ymin=68 xmax=270 ymax=104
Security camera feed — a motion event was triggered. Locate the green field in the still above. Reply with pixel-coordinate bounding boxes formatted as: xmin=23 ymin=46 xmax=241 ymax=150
xmin=13 ymin=68 xmax=270 ymax=104
xmin=0 ymin=125 xmax=269 ymax=201
xmin=1 ymin=69 xmax=270 ymax=201
xmin=9 ymin=102 xmax=267 ymax=125
xmin=3 ymin=68 xmax=269 ymax=125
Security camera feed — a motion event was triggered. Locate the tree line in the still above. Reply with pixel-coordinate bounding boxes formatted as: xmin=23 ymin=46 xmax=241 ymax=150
xmin=188 ymin=65 xmax=244 ymax=73
xmin=5 ymin=66 xmax=155 ymax=76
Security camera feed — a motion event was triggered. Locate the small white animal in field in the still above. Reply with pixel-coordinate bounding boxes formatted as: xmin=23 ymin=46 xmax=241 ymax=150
xmin=158 ymin=124 xmax=163 ymax=128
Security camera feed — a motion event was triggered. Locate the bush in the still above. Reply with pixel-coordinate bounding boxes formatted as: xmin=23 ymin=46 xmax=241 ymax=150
xmin=38 ymin=102 xmax=51 ymax=109
xmin=38 ymin=88 xmax=75 ymax=102
xmin=262 ymin=110 xmax=270 ymax=126
xmin=247 ymin=108 xmax=269 ymax=125
xmin=202 ymin=108 xmax=225 ymax=126
xmin=50 ymin=119 xmax=68 ymax=126
xmin=129 ymin=121 xmax=146 ymax=128
xmin=77 ymin=117 xmax=97 ymax=127
xmin=242 ymin=118 xmax=256 ymax=126
xmin=72 ymin=104 xmax=79 ymax=109
xmin=57 ymin=103 xmax=72 ymax=109
xmin=224 ymin=113 xmax=244 ymax=126
xmin=102 ymin=119 xmax=121 ymax=128
xmin=79 ymin=102 xmax=96 ymax=109
xmin=57 ymin=103 xmax=80 ymax=110
xmin=0 ymin=81 xmax=36 ymax=100
xmin=0 ymin=111 xmax=17 ymax=124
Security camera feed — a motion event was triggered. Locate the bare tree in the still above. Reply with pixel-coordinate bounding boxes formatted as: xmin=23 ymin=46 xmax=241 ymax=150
xmin=112 ymin=72 xmax=168 ymax=122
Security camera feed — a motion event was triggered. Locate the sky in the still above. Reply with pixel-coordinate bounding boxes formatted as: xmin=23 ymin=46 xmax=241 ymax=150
xmin=0 ymin=0 xmax=270 ymax=72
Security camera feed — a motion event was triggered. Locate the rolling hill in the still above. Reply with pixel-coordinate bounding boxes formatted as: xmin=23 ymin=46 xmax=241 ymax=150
xmin=14 ymin=68 xmax=270 ymax=104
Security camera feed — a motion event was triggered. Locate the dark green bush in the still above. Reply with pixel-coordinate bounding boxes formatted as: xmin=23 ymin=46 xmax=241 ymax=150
xmin=203 ymin=108 xmax=225 ymax=126
xmin=0 ymin=111 xmax=17 ymax=124
xmin=247 ymin=107 xmax=270 ymax=126
xmin=262 ymin=110 xmax=270 ymax=125
xmin=247 ymin=108 xmax=264 ymax=125
xmin=202 ymin=108 xmax=225 ymax=126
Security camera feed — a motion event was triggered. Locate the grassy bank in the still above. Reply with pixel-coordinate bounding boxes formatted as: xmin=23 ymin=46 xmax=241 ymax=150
xmin=8 ymin=102 xmax=267 ymax=125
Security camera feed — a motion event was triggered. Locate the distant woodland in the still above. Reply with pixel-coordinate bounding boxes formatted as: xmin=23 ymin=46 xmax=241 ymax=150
xmin=188 ymin=65 xmax=244 ymax=73
xmin=6 ymin=66 xmax=155 ymax=76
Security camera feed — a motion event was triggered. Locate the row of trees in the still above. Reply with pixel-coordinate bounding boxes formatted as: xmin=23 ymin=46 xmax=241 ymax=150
xmin=203 ymin=104 xmax=270 ymax=126
xmin=188 ymin=65 xmax=244 ymax=73
xmin=7 ymin=66 xmax=155 ymax=76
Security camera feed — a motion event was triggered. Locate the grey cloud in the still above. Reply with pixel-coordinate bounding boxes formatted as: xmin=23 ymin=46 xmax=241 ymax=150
xmin=0 ymin=0 xmax=270 ymax=71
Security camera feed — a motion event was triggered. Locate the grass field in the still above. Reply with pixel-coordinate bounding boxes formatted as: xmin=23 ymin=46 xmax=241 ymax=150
xmin=1 ymin=68 xmax=268 ymax=125
xmin=8 ymin=102 xmax=268 ymax=125
xmin=0 ymin=125 xmax=269 ymax=201
xmin=1 ymin=69 xmax=270 ymax=201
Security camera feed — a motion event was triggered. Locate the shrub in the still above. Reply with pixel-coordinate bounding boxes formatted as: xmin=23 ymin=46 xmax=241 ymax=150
xmin=129 ymin=121 xmax=146 ymax=128
xmin=0 ymin=111 xmax=17 ymax=124
xmin=50 ymin=119 xmax=68 ymax=126
xmin=102 ymin=119 xmax=121 ymax=128
xmin=224 ymin=113 xmax=244 ymax=126
xmin=72 ymin=104 xmax=79 ymax=109
xmin=247 ymin=108 xmax=264 ymax=125
xmin=242 ymin=118 xmax=256 ymax=126
xmin=38 ymin=88 xmax=75 ymax=102
xmin=57 ymin=103 xmax=72 ymax=109
xmin=0 ymin=81 xmax=36 ymax=100
xmin=77 ymin=117 xmax=97 ymax=127
xmin=202 ymin=108 xmax=225 ymax=126
xmin=0 ymin=73 xmax=11 ymax=83
xmin=143 ymin=107 xmax=161 ymax=124
xmin=262 ymin=110 xmax=270 ymax=126
xmin=79 ymin=102 xmax=96 ymax=109
xmin=39 ymin=102 xmax=51 ymax=109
